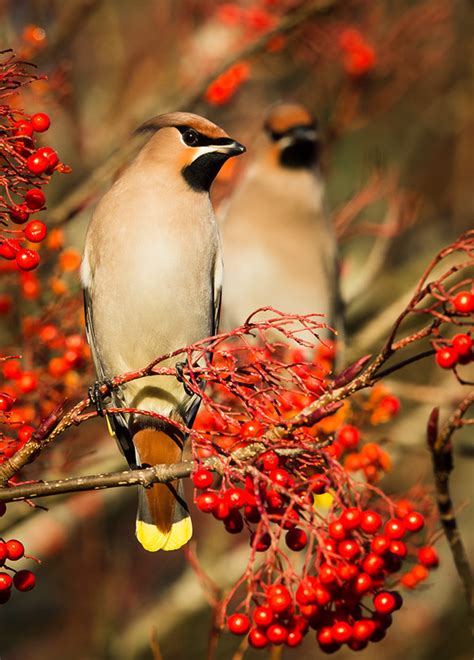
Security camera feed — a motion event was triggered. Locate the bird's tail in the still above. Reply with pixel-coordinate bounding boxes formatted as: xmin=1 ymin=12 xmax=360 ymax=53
xmin=133 ymin=428 xmax=192 ymax=552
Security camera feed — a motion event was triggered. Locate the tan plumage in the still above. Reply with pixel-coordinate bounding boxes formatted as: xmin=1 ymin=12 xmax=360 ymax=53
xmin=220 ymin=103 xmax=342 ymax=340
xmin=81 ymin=112 xmax=244 ymax=551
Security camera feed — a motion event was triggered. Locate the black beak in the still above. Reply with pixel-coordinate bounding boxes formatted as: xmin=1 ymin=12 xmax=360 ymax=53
xmin=289 ymin=126 xmax=318 ymax=143
xmin=220 ymin=140 xmax=246 ymax=156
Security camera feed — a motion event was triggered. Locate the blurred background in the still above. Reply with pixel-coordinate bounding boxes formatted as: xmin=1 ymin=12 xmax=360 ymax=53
xmin=0 ymin=1 xmax=472 ymax=658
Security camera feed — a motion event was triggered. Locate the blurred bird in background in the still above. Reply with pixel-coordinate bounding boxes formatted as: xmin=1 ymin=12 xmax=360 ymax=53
xmin=220 ymin=103 xmax=343 ymax=345
xmin=81 ymin=112 xmax=245 ymax=552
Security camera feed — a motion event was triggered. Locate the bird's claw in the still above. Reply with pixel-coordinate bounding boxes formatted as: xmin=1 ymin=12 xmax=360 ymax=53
xmin=88 ymin=378 xmax=113 ymax=417
xmin=175 ymin=361 xmax=194 ymax=397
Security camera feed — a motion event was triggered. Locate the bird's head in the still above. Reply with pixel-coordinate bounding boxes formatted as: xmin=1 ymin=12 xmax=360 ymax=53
xmin=136 ymin=112 xmax=245 ymax=192
xmin=263 ymin=103 xmax=319 ymax=169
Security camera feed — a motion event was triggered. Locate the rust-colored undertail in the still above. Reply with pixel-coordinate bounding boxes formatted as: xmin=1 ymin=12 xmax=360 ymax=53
xmin=133 ymin=428 xmax=192 ymax=552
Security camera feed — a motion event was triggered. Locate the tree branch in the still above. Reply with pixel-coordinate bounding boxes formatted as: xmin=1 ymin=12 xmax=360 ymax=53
xmin=427 ymin=393 xmax=474 ymax=626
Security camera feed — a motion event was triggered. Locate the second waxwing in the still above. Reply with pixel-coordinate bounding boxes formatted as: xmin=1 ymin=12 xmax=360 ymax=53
xmin=220 ymin=103 xmax=342 ymax=341
xmin=81 ymin=112 xmax=245 ymax=552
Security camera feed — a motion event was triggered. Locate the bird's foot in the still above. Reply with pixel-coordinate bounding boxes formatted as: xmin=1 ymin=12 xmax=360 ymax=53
xmin=88 ymin=378 xmax=114 ymax=417
xmin=175 ymin=361 xmax=194 ymax=397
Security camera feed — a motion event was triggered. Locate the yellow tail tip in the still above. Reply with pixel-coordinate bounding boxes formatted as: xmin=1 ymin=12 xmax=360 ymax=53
xmin=136 ymin=516 xmax=193 ymax=552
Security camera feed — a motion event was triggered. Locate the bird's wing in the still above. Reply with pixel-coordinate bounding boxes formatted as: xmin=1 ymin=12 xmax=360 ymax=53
xmin=212 ymin=249 xmax=223 ymax=336
xmin=83 ymin=286 xmax=137 ymax=467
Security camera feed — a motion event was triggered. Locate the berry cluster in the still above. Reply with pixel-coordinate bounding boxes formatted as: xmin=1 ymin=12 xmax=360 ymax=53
xmin=0 ymin=535 xmax=36 ymax=605
xmin=0 ymin=53 xmax=69 ymax=273
xmin=433 ymin=290 xmax=473 ymax=371
xmin=192 ymin=446 xmax=437 ymax=653
xmin=339 ymin=28 xmax=376 ymax=77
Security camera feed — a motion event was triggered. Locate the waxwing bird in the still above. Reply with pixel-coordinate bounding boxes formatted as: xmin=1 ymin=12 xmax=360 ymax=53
xmin=81 ymin=112 xmax=245 ymax=552
xmin=220 ymin=103 xmax=342 ymax=342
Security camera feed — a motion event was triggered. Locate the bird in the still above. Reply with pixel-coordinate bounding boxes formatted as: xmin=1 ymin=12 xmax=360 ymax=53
xmin=81 ymin=112 xmax=245 ymax=552
xmin=220 ymin=102 xmax=342 ymax=344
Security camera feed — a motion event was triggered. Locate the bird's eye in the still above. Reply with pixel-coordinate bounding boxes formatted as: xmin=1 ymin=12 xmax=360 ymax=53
xmin=182 ymin=129 xmax=200 ymax=147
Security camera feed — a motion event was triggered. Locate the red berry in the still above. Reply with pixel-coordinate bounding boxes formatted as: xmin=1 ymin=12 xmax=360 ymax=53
xmin=308 ymin=474 xmax=328 ymax=494
xmin=384 ymin=518 xmax=406 ymax=539
xmin=337 ymin=563 xmax=358 ymax=581
xmin=14 ymin=120 xmax=33 ymax=137
xmin=296 ymin=579 xmax=317 ymax=605
xmin=6 ymin=539 xmax=24 ymax=561
xmin=224 ymin=509 xmax=243 ymax=534
xmin=31 ymin=112 xmax=51 ymax=132
xmin=37 ymin=146 xmax=59 ymax=170
xmin=25 ymin=188 xmax=46 ymax=210
xmin=212 ymin=499 xmax=230 ymax=520
xmin=3 ymin=360 xmax=22 ymax=380
xmin=252 ymin=606 xmax=273 ymax=627
xmin=196 ymin=491 xmax=218 ymax=513
xmin=314 ymin=582 xmax=332 ymax=606
xmin=269 ymin=468 xmax=289 ymax=488
xmin=371 ymin=534 xmax=391 ymax=555
xmin=401 ymin=571 xmax=418 ymax=589
xmin=352 ymin=619 xmax=376 ymax=642
xmin=267 ymin=623 xmax=288 ymax=645
xmin=0 ymin=542 xmax=7 ymax=564
xmin=317 ymin=626 xmax=336 ymax=648
xmin=17 ymin=371 xmax=38 ymax=393
xmin=452 ymin=291 xmax=474 ymax=313
xmin=412 ymin=564 xmax=429 ymax=581
xmin=243 ymin=504 xmax=260 ymax=523
xmin=379 ymin=395 xmax=401 ymax=416
xmin=16 ymin=248 xmax=40 ymax=271
xmin=360 ymin=510 xmax=382 ymax=534
xmin=286 ymin=527 xmax=307 ymax=551
xmin=241 ymin=420 xmax=263 ymax=438
xmin=192 ymin=468 xmax=213 ymax=489
xmin=340 ymin=507 xmax=362 ymax=530
xmin=436 ymin=347 xmax=458 ymax=369
xmin=389 ymin=540 xmax=407 ymax=558
xmin=286 ymin=628 xmax=303 ymax=647
xmin=403 ymin=511 xmax=424 ymax=533
xmin=24 ymin=220 xmax=47 ymax=243
xmin=0 ymin=240 xmax=20 ymax=260
xmin=252 ymin=532 xmax=271 ymax=552
xmin=319 ymin=563 xmax=337 ymax=586
xmin=248 ymin=628 xmax=268 ymax=648
xmin=338 ymin=425 xmax=360 ymax=448
xmin=18 ymin=425 xmax=34 ymax=445
xmin=353 ymin=572 xmax=373 ymax=595
xmin=13 ymin=569 xmax=35 ymax=592
xmin=227 ymin=613 xmax=250 ymax=635
xmin=452 ymin=334 xmax=472 ymax=357
xmin=328 ymin=520 xmax=346 ymax=540
xmin=395 ymin=499 xmax=413 ymax=518
xmin=260 ymin=450 xmax=278 ymax=471
xmin=418 ymin=546 xmax=439 ymax=568
xmin=363 ymin=553 xmax=385 ymax=575
xmin=0 ymin=392 xmax=14 ymax=412
xmin=373 ymin=591 xmax=397 ymax=615
xmin=224 ymin=487 xmax=247 ymax=509
xmin=332 ymin=621 xmax=352 ymax=644
xmin=268 ymin=590 xmax=291 ymax=613
xmin=27 ymin=152 xmax=49 ymax=175
xmin=338 ymin=539 xmax=361 ymax=561
xmin=9 ymin=205 xmax=30 ymax=224
xmin=0 ymin=572 xmax=13 ymax=591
